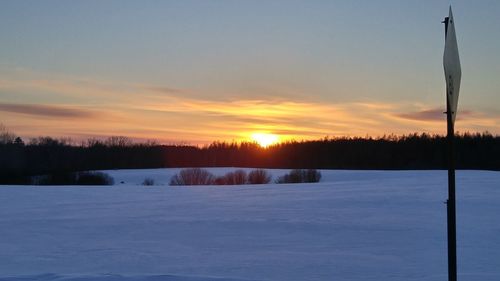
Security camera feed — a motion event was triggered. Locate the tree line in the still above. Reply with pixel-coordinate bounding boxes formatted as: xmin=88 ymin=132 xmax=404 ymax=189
xmin=1 ymin=129 xmax=499 ymax=184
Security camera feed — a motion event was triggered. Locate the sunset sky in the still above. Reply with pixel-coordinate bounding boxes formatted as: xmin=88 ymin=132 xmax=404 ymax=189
xmin=1 ymin=0 xmax=499 ymax=145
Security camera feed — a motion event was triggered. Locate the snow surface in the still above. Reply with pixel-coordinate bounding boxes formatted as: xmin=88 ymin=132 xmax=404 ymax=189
xmin=0 ymin=169 xmax=499 ymax=281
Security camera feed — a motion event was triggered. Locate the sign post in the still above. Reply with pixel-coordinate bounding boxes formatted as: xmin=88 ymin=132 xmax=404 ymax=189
xmin=442 ymin=6 xmax=461 ymax=281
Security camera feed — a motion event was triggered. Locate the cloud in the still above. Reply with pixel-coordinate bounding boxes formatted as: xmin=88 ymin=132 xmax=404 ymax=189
xmin=394 ymin=108 xmax=445 ymax=122
xmin=0 ymin=103 xmax=98 ymax=119
xmin=130 ymin=97 xmax=402 ymax=140
xmin=394 ymin=108 xmax=477 ymax=122
xmin=1 ymin=67 xmax=499 ymax=144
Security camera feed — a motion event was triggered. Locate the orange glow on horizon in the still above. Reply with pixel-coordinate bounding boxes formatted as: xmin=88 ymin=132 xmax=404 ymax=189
xmin=1 ymin=72 xmax=499 ymax=144
xmin=251 ymin=132 xmax=280 ymax=148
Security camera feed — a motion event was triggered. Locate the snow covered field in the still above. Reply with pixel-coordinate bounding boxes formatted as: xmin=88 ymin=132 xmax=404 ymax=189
xmin=0 ymin=169 xmax=499 ymax=281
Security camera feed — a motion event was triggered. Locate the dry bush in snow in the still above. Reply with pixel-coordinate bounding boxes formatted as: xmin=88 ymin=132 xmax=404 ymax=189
xmin=247 ymin=169 xmax=271 ymax=184
xmin=170 ymin=168 xmax=216 ymax=185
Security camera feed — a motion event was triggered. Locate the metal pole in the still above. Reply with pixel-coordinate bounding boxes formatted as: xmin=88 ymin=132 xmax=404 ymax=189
xmin=443 ymin=16 xmax=457 ymax=281
xmin=446 ymin=97 xmax=457 ymax=281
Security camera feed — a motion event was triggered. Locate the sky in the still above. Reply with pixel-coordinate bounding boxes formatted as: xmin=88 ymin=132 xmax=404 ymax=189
xmin=1 ymin=0 xmax=499 ymax=145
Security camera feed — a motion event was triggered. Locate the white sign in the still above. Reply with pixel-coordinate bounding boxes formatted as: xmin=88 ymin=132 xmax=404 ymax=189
xmin=443 ymin=6 xmax=461 ymax=124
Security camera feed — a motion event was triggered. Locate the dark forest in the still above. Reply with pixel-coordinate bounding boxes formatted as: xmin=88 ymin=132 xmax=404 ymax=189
xmin=1 ymin=132 xmax=499 ymax=184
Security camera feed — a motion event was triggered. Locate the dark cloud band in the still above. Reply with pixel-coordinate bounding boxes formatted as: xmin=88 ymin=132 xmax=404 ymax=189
xmin=395 ymin=109 xmax=446 ymax=122
xmin=0 ymin=103 xmax=96 ymax=118
xmin=395 ymin=108 xmax=475 ymax=122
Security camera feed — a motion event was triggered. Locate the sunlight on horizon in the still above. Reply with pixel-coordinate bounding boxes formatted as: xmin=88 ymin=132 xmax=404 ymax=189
xmin=251 ymin=132 xmax=280 ymax=148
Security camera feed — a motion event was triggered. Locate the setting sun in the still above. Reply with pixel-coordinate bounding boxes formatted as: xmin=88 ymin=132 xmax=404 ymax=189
xmin=251 ymin=132 xmax=280 ymax=148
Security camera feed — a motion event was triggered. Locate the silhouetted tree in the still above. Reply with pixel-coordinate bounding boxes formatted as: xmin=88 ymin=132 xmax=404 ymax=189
xmin=0 ymin=123 xmax=16 ymax=144
xmin=170 ymin=168 xmax=216 ymax=185
xmin=248 ymin=169 xmax=271 ymax=184
xmin=1 ymin=131 xmax=500 ymax=184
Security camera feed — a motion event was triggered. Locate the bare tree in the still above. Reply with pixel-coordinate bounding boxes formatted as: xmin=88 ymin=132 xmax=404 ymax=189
xmin=105 ymin=136 xmax=133 ymax=147
xmin=170 ymin=168 xmax=216 ymax=185
xmin=0 ymin=123 xmax=16 ymax=144
xmin=248 ymin=169 xmax=271 ymax=184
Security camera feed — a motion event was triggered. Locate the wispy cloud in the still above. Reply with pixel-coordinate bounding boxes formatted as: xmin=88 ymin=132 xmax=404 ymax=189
xmin=394 ymin=108 xmax=445 ymax=122
xmin=394 ymin=108 xmax=477 ymax=122
xmin=1 ymin=68 xmax=499 ymax=144
xmin=0 ymin=102 xmax=98 ymax=119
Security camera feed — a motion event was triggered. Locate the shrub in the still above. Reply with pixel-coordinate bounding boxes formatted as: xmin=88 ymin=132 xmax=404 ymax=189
xmin=276 ymin=169 xmax=321 ymax=184
xmin=34 ymin=171 xmax=114 ymax=185
xmin=214 ymin=176 xmax=227 ymax=185
xmin=247 ymin=169 xmax=271 ymax=184
xmin=230 ymin=169 xmax=248 ymax=184
xmin=35 ymin=172 xmax=78 ymax=185
xmin=305 ymin=169 xmax=322 ymax=183
xmin=170 ymin=168 xmax=216 ymax=185
xmin=0 ymin=173 xmax=32 ymax=185
xmin=285 ymin=169 xmax=304 ymax=183
xmin=76 ymin=172 xmax=114 ymax=185
xmin=142 ymin=177 xmax=155 ymax=186
xmin=223 ymin=169 xmax=248 ymax=185
xmin=214 ymin=169 xmax=248 ymax=185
